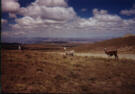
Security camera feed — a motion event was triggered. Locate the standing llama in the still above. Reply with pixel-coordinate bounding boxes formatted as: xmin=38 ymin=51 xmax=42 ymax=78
xmin=64 ymin=47 xmax=74 ymax=56
xmin=104 ymin=48 xmax=118 ymax=60
xmin=18 ymin=45 xmax=22 ymax=50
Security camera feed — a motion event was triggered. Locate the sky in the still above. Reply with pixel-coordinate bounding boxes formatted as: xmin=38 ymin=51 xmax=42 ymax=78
xmin=1 ymin=0 xmax=135 ymax=41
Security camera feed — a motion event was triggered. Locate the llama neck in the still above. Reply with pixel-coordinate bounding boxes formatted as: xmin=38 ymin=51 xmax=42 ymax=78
xmin=104 ymin=49 xmax=108 ymax=53
xmin=64 ymin=48 xmax=67 ymax=51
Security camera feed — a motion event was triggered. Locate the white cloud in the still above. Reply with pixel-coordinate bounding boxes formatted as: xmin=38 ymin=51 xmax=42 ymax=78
xmin=120 ymin=4 xmax=135 ymax=16
xmin=81 ymin=8 xmax=87 ymax=12
xmin=15 ymin=16 xmax=44 ymax=26
xmin=35 ymin=0 xmax=67 ymax=7
xmin=2 ymin=1 xmax=135 ymax=39
xmin=12 ymin=15 xmax=66 ymax=31
xmin=11 ymin=16 xmax=49 ymax=30
xmin=9 ymin=0 xmax=77 ymax=37
xmin=2 ymin=0 xmax=20 ymax=12
xmin=9 ymin=13 xmax=17 ymax=18
xmin=19 ymin=0 xmax=76 ymax=21
xmin=76 ymin=9 xmax=135 ymax=36
xmin=93 ymin=8 xmax=108 ymax=15
xmin=80 ymin=9 xmax=122 ymax=28
xmin=1 ymin=31 xmax=26 ymax=39
xmin=1 ymin=19 xmax=8 ymax=24
xmin=120 ymin=9 xmax=135 ymax=16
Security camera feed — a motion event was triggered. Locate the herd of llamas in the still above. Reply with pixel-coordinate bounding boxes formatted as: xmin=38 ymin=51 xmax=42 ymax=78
xmin=17 ymin=45 xmax=118 ymax=60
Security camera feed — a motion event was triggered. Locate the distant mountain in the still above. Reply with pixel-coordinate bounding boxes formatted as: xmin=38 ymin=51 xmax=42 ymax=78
xmin=1 ymin=37 xmax=108 ymax=44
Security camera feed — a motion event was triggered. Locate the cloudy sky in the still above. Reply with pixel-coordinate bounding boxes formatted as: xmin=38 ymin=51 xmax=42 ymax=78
xmin=1 ymin=0 xmax=135 ymax=41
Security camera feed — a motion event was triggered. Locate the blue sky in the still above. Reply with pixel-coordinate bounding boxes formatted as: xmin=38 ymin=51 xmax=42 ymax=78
xmin=1 ymin=0 xmax=135 ymax=41
xmin=68 ymin=0 xmax=134 ymax=17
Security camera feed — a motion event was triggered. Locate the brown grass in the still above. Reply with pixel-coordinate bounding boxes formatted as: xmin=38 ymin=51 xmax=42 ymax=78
xmin=73 ymin=36 xmax=135 ymax=53
xmin=2 ymin=50 xmax=135 ymax=93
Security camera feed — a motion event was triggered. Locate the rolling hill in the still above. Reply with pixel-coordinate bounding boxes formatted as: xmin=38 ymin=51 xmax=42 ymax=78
xmin=2 ymin=36 xmax=135 ymax=53
xmin=74 ymin=36 xmax=135 ymax=53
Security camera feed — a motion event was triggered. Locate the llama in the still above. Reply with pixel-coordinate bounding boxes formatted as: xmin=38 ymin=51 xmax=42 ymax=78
xmin=64 ymin=47 xmax=74 ymax=56
xmin=104 ymin=48 xmax=118 ymax=59
xmin=18 ymin=45 xmax=21 ymax=50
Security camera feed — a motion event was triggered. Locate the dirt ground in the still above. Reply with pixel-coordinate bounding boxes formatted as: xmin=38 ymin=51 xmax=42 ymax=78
xmin=1 ymin=50 xmax=135 ymax=93
xmin=58 ymin=52 xmax=135 ymax=60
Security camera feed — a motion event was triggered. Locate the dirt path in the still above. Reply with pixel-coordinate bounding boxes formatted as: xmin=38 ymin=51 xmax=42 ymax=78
xmin=76 ymin=53 xmax=135 ymax=60
xmin=58 ymin=52 xmax=135 ymax=60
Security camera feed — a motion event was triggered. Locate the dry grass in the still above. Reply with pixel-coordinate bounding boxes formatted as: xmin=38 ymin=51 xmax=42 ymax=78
xmin=73 ymin=36 xmax=135 ymax=53
xmin=2 ymin=50 xmax=135 ymax=93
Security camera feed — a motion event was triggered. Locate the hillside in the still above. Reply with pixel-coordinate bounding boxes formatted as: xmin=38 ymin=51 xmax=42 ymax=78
xmin=92 ymin=36 xmax=135 ymax=47
xmin=74 ymin=36 xmax=135 ymax=53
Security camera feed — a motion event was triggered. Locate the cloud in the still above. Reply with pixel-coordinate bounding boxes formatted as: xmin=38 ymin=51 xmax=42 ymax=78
xmin=80 ymin=9 xmax=122 ymax=28
xmin=2 ymin=0 xmax=135 ymax=40
xmin=120 ymin=9 xmax=135 ymax=16
xmin=2 ymin=0 xmax=20 ymax=12
xmin=9 ymin=13 xmax=17 ymax=18
xmin=93 ymin=8 xmax=108 ymax=15
xmin=11 ymin=15 xmax=68 ymax=31
xmin=19 ymin=0 xmax=76 ymax=21
xmin=1 ymin=19 xmax=8 ymax=24
xmin=15 ymin=16 xmax=44 ymax=26
xmin=20 ymin=6 xmax=76 ymax=21
xmin=9 ymin=8 xmax=135 ymax=38
xmin=81 ymin=8 xmax=87 ymax=12
xmin=8 ymin=0 xmax=77 ymax=38
xmin=35 ymin=0 xmax=67 ymax=7
xmin=120 ymin=4 xmax=135 ymax=16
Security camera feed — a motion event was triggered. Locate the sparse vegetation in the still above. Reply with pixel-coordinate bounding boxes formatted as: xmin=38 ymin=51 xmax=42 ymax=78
xmin=74 ymin=36 xmax=135 ymax=53
xmin=2 ymin=50 xmax=135 ymax=93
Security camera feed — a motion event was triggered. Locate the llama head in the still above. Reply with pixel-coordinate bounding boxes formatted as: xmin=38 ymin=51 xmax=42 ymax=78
xmin=104 ymin=48 xmax=108 ymax=53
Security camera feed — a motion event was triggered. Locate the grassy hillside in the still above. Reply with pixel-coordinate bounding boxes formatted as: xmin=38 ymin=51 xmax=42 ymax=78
xmin=92 ymin=36 xmax=135 ymax=47
xmin=74 ymin=36 xmax=135 ymax=53
xmin=2 ymin=50 xmax=135 ymax=93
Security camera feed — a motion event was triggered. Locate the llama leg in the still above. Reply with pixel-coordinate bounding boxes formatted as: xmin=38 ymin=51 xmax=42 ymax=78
xmin=115 ymin=55 xmax=118 ymax=60
xmin=107 ymin=55 xmax=110 ymax=60
xmin=116 ymin=55 xmax=119 ymax=60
